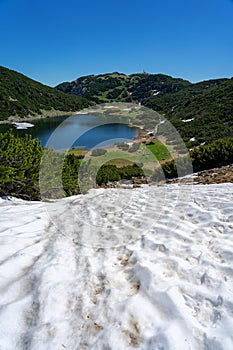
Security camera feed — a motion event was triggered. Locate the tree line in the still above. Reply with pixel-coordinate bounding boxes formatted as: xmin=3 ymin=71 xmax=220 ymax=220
xmin=1 ymin=131 xmax=233 ymax=200
xmin=0 ymin=131 xmax=144 ymax=200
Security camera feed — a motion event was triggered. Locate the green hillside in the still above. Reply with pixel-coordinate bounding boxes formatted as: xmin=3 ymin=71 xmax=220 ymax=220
xmin=146 ymin=78 xmax=233 ymax=145
xmin=56 ymin=72 xmax=191 ymax=103
xmin=145 ymin=78 xmax=228 ymax=113
xmin=0 ymin=66 xmax=92 ymax=121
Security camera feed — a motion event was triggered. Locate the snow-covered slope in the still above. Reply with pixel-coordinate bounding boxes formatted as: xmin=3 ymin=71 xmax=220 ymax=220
xmin=0 ymin=184 xmax=233 ymax=350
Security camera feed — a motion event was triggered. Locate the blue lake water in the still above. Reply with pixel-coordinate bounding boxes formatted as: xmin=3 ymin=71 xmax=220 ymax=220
xmin=0 ymin=114 xmax=138 ymax=150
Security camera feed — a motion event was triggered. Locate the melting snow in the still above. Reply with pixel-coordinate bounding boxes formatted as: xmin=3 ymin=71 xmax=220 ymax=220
xmin=12 ymin=122 xmax=34 ymax=130
xmin=0 ymin=183 xmax=233 ymax=349
xmin=181 ymin=118 xmax=195 ymax=123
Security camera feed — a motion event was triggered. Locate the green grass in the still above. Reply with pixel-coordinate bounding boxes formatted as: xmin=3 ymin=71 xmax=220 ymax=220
xmin=68 ymin=149 xmax=88 ymax=157
xmin=77 ymin=140 xmax=170 ymax=176
xmin=67 ymin=138 xmax=172 ymax=175
xmin=145 ymin=139 xmax=171 ymax=161
xmin=67 ymin=139 xmax=172 ymax=179
xmin=105 ymin=158 xmax=135 ymax=167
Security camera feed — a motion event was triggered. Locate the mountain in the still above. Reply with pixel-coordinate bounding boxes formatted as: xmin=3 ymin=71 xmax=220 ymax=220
xmin=1 ymin=66 xmax=232 ymax=147
xmin=145 ymin=78 xmax=229 ymax=113
xmin=56 ymin=72 xmax=233 ymax=145
xmin=146 ymin=78 xmax=233 ymax=145
xmin=0 ymin=66 xmax=92 ymax=121
xmin=55 ymin=72 xmax=191 ymax=103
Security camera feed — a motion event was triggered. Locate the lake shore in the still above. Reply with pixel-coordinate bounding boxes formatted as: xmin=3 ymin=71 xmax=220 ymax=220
xmin=0 ymin=106 xmax=152 ymax=151
xmin=0 ymin=103 xmax=141 ymax=125
xmin=0 ymin=110 xmax=74 ymax=125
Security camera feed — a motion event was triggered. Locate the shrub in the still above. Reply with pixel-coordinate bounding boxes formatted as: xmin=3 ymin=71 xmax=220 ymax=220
xmin=91 ymin=148 xmax=107 ymax=157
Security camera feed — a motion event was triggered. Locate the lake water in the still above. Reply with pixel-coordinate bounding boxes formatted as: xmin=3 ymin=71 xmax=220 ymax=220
xmin=0 ymin=114 xmax=138 ymax=150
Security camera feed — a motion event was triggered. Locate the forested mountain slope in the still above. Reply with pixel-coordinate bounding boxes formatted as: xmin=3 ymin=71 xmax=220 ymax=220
xmin=56 ymin=72 xmax=191 ymax=103
xmin=0 ymin=66 xmax=92 ymax=121
xmin=146 ymin=78 xmax=233 ymax=145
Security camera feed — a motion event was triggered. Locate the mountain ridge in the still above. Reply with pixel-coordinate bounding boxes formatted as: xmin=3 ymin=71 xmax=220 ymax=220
xmin=0 ymin=66 xmax=92 ymax=121
xmin=55 ymin=72 xmax=191 ymax=103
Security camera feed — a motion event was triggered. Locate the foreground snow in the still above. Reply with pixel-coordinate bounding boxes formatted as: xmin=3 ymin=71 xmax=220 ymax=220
xmin=0 ymin=184 xmax=233 ymax=350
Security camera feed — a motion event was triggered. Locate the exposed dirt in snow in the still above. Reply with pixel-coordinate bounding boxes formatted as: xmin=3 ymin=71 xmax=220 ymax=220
xmin=193 ymin=165 xmax=233 ymax=185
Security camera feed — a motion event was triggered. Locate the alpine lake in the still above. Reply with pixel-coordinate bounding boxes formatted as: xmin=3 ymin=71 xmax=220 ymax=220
xmin=0 ymin=113 xmax=138 ymax=151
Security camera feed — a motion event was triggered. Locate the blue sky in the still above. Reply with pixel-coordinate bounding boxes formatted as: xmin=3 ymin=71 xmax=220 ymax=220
xmin=0 ymin=0 xmax=232 ymax=86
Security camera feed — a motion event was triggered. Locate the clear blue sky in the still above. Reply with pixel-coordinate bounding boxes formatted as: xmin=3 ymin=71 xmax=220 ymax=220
xmin=0 ymin=0 xmax=232 ymax=86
